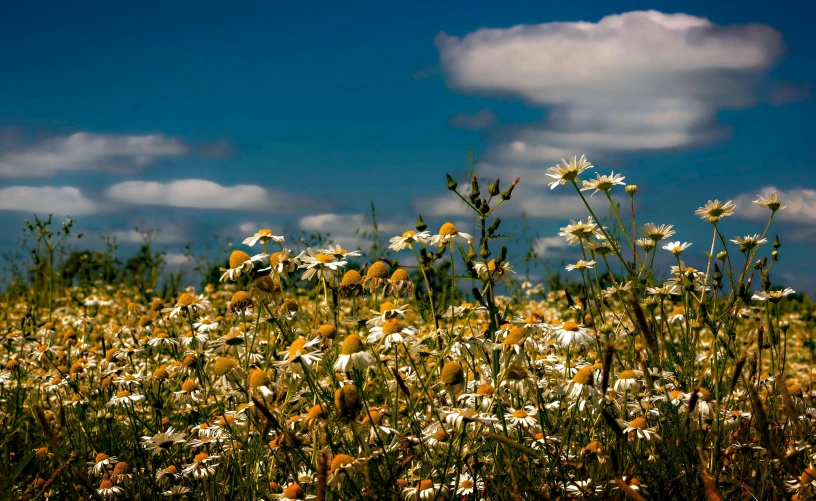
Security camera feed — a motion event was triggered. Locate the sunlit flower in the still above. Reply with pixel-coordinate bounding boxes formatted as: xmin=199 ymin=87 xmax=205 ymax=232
xmin=242 ymin=228 xmax=285 ymax=247
xmin=298 ymin=247 xmax=347 ymax=282
xmin=389 ymin=230 xmax=431 ymax=251
xmin=546 ymin=155 xmax=593 ymax=189
xmin=430 ymin=222 xmax=472 ymax=247
xmin=662 ymin=241 xmax=691 ymax=256
xmin=581 ymin=171 xmax=625 ymax=196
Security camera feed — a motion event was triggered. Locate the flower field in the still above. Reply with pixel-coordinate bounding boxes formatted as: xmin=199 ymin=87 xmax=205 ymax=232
xmin=1 ymin=156 xmax=813 ymax=500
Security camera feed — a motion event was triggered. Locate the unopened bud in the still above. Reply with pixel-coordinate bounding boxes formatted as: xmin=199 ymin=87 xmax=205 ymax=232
xmin=416 ymin=214 xmax=427 ymax=232
xmin=469 ymin=176 xmax=480 ymax=202
xmin=480 ymin=240 xmax=490 ymax=259
xmin=625 ymin=185 xmax=638 ymax=196
xmin=488 ymin=179 xmax=500 ymax=196
xmin=501 ymin=177 xmax=520 ymax=200
xmin=466 ymin=242 xmax=477 ymax=261
xmin=716 ymin=251 xmax=727 ymax=261
xmin=488 ymin=218 xmax=501 ymax=235
xmin=773 ymin=235 xmax=780 ymax=249
xmin=498 ymin=245 xmax=508 ymax=262
xmin=446 ymin=173 xmax=458 ymax=191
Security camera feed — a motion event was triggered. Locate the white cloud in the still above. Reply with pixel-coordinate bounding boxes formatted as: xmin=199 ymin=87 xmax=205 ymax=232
xmin=0 ymin=186 xmax=98 ymax=215
xmin=298 ymin=213 xmax=403 ymax=250
xmin=0 ymin=132 xmax=188 ymax=178
xmin=733 ymin=186 xmax=816 ymax=224
xmin=448 ymin=109 xmax=497 ymax=130
xmin=534 ymin=236 xmax=570 ymax=257
xmin=436 ymin=10 xmax=784 ymax=162
xmin=106 ymin=179 xmax=319 ymax=212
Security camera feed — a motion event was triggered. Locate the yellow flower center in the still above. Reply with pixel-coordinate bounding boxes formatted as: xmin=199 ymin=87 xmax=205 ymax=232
xmin=367 ymin=262 xmax=389 ymax=279
xmin=379 ymin=301 xmax=395 ymax=313
xmin=441 ymin=361 xmax=464 ymax=386
xmin=562 ymin=321 xmax=580 ymax=332
xmin=504 ymin=327 xmax=525 ymax=346
xmin=341 ymin=270 xmax=362 ymax=286
xmin=288 ymin=338 xmax=308 ymax=360
xmin=381 ymin=318 xmax=403 ymax=336
xmin=116 ymin=390 xmax=130 ymax=398
xmin=257 ymin=228 xmax=273 ymax=236
xmin=315 ymin=253 xmax=334 ymax=263
xmin=629 ymin=417 xmax=648 ymax=429
xmin=419 ymin=479 xmax=434 ymax=491
xmin=229 ymin=250 xmax=251 ymax=269
xmin=402 ymin=230 xmax=416 ymax=238
xmin=341 ymin=334 xmax=364 ymax=355
xmin=439 ymin=222 xmax=458 ymax=236
xmin=512 ymin=409 xmax=528 ymax=419
xmin=213 ymin=356 xmax=238 ymax=377
xmin=282 ymin=484 xmax=305 ymax=499
xmin=572 ymin=366 xmax=594 ymax=385
xmin=317 ymin=324 xmax=337 ymax=338
xmin=331 ymin=454 xmax=354 ymax=472
xmin=390 ymin=268 xmax=410 ymax=282
xmin=182 ymin=380 xmax=199 ymax=392
xmin=249 ymin=369 xmax=271 ymax=389
xmin=618 ymin=370 xmax=636 ymax=380
xmin=194 ymin=452 xmax=209 ymax=463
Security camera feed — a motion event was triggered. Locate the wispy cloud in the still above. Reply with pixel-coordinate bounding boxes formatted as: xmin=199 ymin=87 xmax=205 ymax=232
xmin=733 ymin=186 xmax=816 ymax=224
xmin=448 ymin=109 xmax=496 ymax=130
xmin=0 ymin=131 xmax=189 ymax=178
xmin=106 ymin=179 xmax=326 ymax=213
xmin=0 ymin=186 xmax=98 ymax=215
xmin=298 ymin=213 xmax=402 ymax=250
xmin=437 ymin=10 xmax=785 ymax=163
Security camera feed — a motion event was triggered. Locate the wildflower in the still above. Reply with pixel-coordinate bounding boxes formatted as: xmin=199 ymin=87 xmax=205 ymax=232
xmin=646 ymin=283 xmax=680 ymax=297
xmin=559 ymin=216 xmax=603 ymax=245
xmin=389 ymin=230 xmax=431 ymax=251
xmin=97 ymin=479 xmax=124 ymax=499
xmin=162 ymin=292 xmax=210 ymax=318
xmin=107 ymin=390 xmax=145 ymax=407
xmin=162 ymin=486 xmax=191 ymax=498
xmin=275 ymin=337 xmax=323 ymax=374
xmin=242 ymin=228 xmax=284 ymax=247
xmin=182 ymin=453 xmax=219 ymax=479
xmin=440 ymin=361 xmax=466 ymax=396
xmin=640 ymin=223 xmax=676 ymax=242
xmin=430 ymin=222 xmax=472 ymax=247
xmin=320 ymin=244 xmax=362 ymax=260
xmin=695 ymin=199 xmax=736 ymax=222
xmin=452 ymin=473 xmax=483 ymax=496
xmin=339 ymin=269 xmax=363 ymax=295
xmin=147 ymin=331 xmax=178 ymax=348
xmin=333 ymin=334 xmax=376 ymax=372
xmin=505 ymin=406 xmax=538 ymax=428
xmin=220 ymin=250 xmax=264 ymax=282
xmin=730 ymin=234 xmax=767 ymax=252
xmin=614 ymin=370 xmax=642 ymax=393
xmin=581 ymin=171 xmax=625 ymax=195
xmin=213 ymin=356 xmax=246 ymax=390
xmin=752 ymin=288 xmax=795 ymax=302
xmin=662 ymin=241 xmax=691 ymax=256
xmin=565 ymin=260 xmax=595 ymax=272
xmin=227 ymin=290 xmax=254 ymax=314
xmin=298 ymin=247 xmax=346 ymax=282
xmin=553 ymin=321 xmax=594 ymax=347
xmin=367 ymin=318 xmax=417 ymax=350
xmin=753 ymin=191 xmax=787 ymax=212
xmin=260 ymin=249 xmax=297 ymax=279
xmin=334 ymin=385 xmax=363 ymax=421
xmin=623 ymin=417 xmax=660 ymax=440
xmin=366 ymin=302 xmax=410 ymax=327
xmin=402 ymin=479 xmax=448 ymax=500
xmin=274 ymin=483 xmax=317 ymax=500
xmin=88 ymin=453 xmax=118 ymax=476
xmin=636 ymin=237 xmax=657 ymax=252
xmin=546 ymin=155 xmax=593 ymax=189
xmin=141 ymin=428 xmax=186 ymax=455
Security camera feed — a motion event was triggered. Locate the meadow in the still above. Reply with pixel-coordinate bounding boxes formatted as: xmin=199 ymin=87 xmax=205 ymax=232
xmin=1 ymin=155 xmax=814 ymax=500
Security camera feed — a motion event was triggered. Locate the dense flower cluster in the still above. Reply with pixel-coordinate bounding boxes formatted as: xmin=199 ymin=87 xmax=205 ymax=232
xmin=1 ymin=158 xmax=814 ymax=500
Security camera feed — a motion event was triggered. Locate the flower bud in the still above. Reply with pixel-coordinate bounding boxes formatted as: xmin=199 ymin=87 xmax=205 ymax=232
xmin=488 ymin=218 xmax=501 ymax=235
xmin=445 ymin=173 xmax=458 ymax=191
xmin=716 ymin=251 xmax=727 ymax=261
xmin=488 ymin=179 xmax=500 ymax=196
xmin=416 ymin=214 xmax=427 ymax=232
xmin=501 ymin=177 xmax=520 ymax=200
xmin=479 ymin=240 xmax=491 ymax=259
xmin=772 ymin=235 xmax=780 ymax=249
xmin=625 ymin=185 xmax=638 ymax=196
xmin=469 ymin=176 xmax=481 ymax=202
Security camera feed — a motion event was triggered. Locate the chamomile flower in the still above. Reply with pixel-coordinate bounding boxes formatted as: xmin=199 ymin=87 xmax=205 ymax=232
xmin=141 ymin=428 xmax=186 ymax=455
xmin=97 ymin=479 xmax=124 ymax=499
xmin=367 ymin=318 xmax=417 ymax=350
xmin=730 ymin=234 xmax=767 ymax=252
xmin=242 ymin=228 xmax=284 ymax=247
xmin=559 ymin=216 xmax=604 ymax=245
xmin=546 ymin=155 xmax=593 ymax=189
xmin=430 ymin=222 xmax=472 ymax=247
xmin=695 ymin=199 xmax=736 ymax=222
xmin=107 ymin=390 xmax=145 ymax=407
xmin=553 ymin=321 xmax=594 ymax=347
xmin=220 ymin=250 xmax=264 ymax=282
xmin=752 ymin=288 xmax=795 ymax=302
xmin=388 ymin=230 xmax=431 ymax=251
xmin=297 ymin=247 xmax=347 ymax=282
xmin=403 ymin=479 xmax=448 ymax=500
xmin=88 ymin=453 xmax=118 ymax=476
xmin=623 ymin=417 xmax=660 ymax=441
xmin=565 ymin=260 xmax=595 ymax=272
xmin=640 ymin=223 xmax=676 ymax=242
xmin=182 ymin=453 xmax=219 ymax=479
xmin=333 ymin=334 xmax=376 ymax=372
xmin=662 ymin=241 xmax=691 ymax=256
xmin=505 ymin=406 xmax=538 ymax=428
xmin=753 ymin=191 xmax=787 ymax=212
xmin=162 ymin=292 xmax=210 ymax=319
xmin=581 ymin=171 xmax=625 ymax=196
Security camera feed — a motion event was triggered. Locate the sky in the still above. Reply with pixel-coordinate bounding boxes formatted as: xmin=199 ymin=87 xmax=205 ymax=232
xmin=0 ymin=1 xmax=814 ymax=291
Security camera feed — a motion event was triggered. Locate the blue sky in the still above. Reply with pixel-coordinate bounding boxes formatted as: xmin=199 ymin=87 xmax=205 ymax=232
xmin=0 ymin=1 xmax=814 ymax=291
